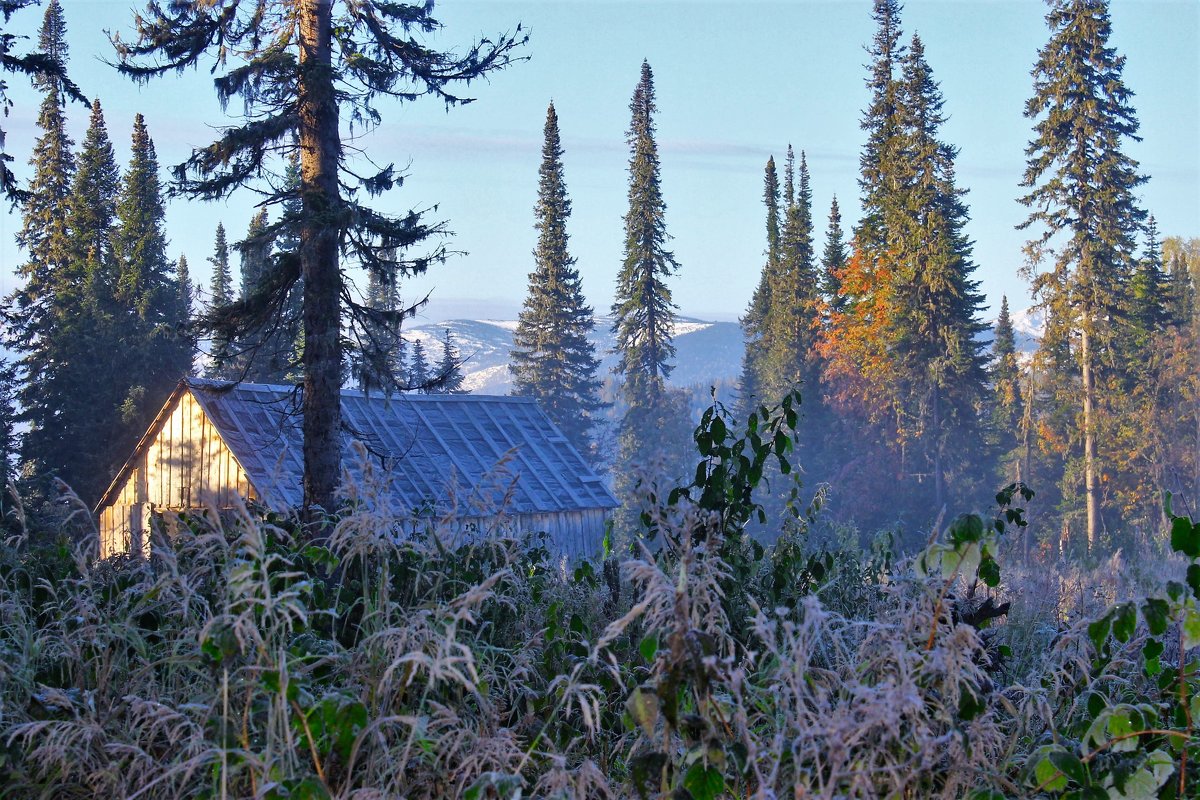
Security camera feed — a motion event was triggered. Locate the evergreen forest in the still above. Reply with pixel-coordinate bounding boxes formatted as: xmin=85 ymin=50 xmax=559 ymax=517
xmin=0 ymin=1 xmax=1198 ymax=798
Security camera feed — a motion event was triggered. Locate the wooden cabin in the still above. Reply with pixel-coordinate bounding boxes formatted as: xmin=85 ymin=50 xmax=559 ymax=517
xmin=96 ymin=379 xmax=617 ymax=560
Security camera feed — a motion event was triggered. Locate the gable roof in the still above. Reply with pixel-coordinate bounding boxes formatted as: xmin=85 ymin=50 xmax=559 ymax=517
xmin=99 ymin=378 xmax=617 ymax=517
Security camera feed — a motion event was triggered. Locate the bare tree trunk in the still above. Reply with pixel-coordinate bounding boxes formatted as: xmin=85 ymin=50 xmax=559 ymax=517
xmin=298 ymin=0 xmax=341 ymax=522
xmin=932 ymin=385 xmax=944 ymax=514
xmin=1194 ymin=326 xmax=1200 ymax=513
xmin=1020 ymin=363 xmax=1036 ymax=563
xmin=1081 ymin=327 xmax=1099 ymax=550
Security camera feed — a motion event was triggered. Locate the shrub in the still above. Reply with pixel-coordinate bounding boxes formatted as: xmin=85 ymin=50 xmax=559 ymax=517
xmin=0 ymin=393 xmax=1195 ymax=798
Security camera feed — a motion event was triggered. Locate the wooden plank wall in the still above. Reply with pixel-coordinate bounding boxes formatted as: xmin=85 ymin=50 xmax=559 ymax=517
xmin=99 ymin=391 xmax=257 ymax=557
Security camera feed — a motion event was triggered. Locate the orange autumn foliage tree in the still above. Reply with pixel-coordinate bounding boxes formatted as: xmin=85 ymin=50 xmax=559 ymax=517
xmin=816 ymin=241 xmax=929 ymax=529
xmin=818 ymin=242 xmax=901 ymax=431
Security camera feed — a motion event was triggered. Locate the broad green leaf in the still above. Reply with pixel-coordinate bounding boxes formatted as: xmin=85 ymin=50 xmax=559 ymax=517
xmin=940 ymin=547 xmax=964 ymax=580
xmin=1048 ymin=749 xmax=1088 ymax=784
xmin=978 ymin=556 xmax=1001 ymax=588
xmin=1113 ymin=603 xmax=1137 ymax=643
xmin=1141 ymin=598 xmax=1169 ymax=637
xmin=639 ymin=633 xmax=659 ymax=663
xmin=626 ymin=686 xmax=659 ymax=736
xmin=958 ymin=542 xmax=982 ymax=580
xmin=1108 ymin=750 xmax=1174 ymax=800
xmin=1170 ymin=516 xmax=1200 ymax=559
xmin=949 ymin=514 xmax=986 ymax=544
xmin=1084 ymin=710 xmax=1110 ymax=749
xmin=1035 ymin=752 xmax=1070 ymax=792
xmin=1107 ymin=707 xmax=1137 ymax=752
xmin=1183 ymin=605 xmax=1200 ymax=650
xmin=1088 ymin=615 xmax=1112 ymax=652
xmin=682 ymin=763 xmax=725 ymax=800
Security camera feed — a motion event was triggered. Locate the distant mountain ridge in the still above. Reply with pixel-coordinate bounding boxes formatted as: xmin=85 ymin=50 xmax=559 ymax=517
xmin=406 ymin=306 xmax=1042 ymax=396
xmin=405 ymin=317 xmax=744 ymax=394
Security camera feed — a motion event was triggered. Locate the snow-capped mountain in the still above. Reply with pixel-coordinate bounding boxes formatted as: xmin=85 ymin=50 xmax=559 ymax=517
xmin=1008 ymin=306 xmax=1044 ymax=354
xmin=405 ymin=317 xmax=744 ymax=394
xmin=407 ymin=304 xmax=1044 ymax=396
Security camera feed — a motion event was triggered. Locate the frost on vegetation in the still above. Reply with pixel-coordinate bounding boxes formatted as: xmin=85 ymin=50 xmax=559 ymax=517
xmin=0 ymin=459 xmax=1197 ymax=798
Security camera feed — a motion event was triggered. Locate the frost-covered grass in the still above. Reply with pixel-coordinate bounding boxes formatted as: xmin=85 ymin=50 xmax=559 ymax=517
xmin=0 ymin=473 xmax=1195 ymax=798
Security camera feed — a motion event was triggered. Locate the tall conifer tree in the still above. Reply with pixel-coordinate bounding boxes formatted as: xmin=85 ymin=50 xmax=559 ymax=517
xmin=611 ymin=61 xmax=689 ymax=530
xmin=857 ymin=0 xmax=905 ymax=252
xmin=234 ymin=207 xmax=294 ymax=383
xmin=113 ymin=0 xmax=525 ymax=516
xmin=613 ymin=61 xmax=679 ymax=404
xmin=38 ymin=98 xmax=122 ymax=501
xmin=7 ymin=0 xmax=77 ymax=494
xmin=1019 ymin=0 xmax=1147 ymax=546
xmin=1125 ymin=216 xmax=1170 ymax=358
xmin=888 ymin=33 xmax=989 ymax=512
xmin=511 ymin=102 xmax=603 ymax=459
xmin=175 ymin=254 xmax=193 ymax=335
xmin=738 ymin=155 xmax=781 ymax=415
xmin=113 ymin=113 xmax=193 ymax=432
xmin=409 ymin=340 xmax=430 ymax=392
xmin=206 ymin=223 xmax=237 ymax=378
xmin=0 ymin=0 xmax=83 ymax=203
xmin=356 ymin=269 xmax=406 ymax=392
xmin=990 ymin=296 xmax=1022 ymax=473
xmin=0 ymin=359 xmax=17 ymax=503
xmin=821 ymin=196 xmax=848 ymax=315
xmin=763 ymin=148 xmax=820 ymax=401
xmin=434 ymin=329 xmax=466 ymax=395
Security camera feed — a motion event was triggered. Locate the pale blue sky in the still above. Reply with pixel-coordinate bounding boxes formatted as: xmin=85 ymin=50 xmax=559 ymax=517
xmin=1 ymin=0 xmax=1196 ymax=324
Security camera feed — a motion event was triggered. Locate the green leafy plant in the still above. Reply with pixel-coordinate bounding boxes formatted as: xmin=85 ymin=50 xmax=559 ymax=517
xmin=1025 ymin=494 xmax=1200 ymax=800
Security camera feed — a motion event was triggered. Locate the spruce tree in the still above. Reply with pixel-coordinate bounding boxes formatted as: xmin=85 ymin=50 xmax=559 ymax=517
xmin=113 ymin=0 xmax=525 ymax=516
xmin=409 ymin=340 xmax=430 ymax=392
xmin=831 ymin=0 xmax=908 ymax=519
xmin=210 ymin=223 xmax=233 ymax=306
xmin=888 ymin=33 xmax=989 ymax=513
xmin=611 ymin=60 xmax=689 ymax=531
xmin=1125 ymin=215 xmax=1170 ymax=358
xmin=239 ymin=208 xmax=271 ymax=301
xmin=357 ymin=268 xmax=406 ymax=392
xmin=1019 ymin=0 xmax=1147 ymax=546
xmin=990 ymin=295 xmax=1022 ymax=469
xmin=206 ymin=223 xmax=237 ymax=378
xmin=737 ymin=156 xmax=781 ymax=415
xmin=857 ymin=0 xmax=906 ymax=251
xmin=0 ymin=0 xmax=84 ymax=203
xmin=763 ymin=148 xmax=820 ymax=402
xmin=172 ymin=253 xmax=193 ymax=371
xmin=7 ymin=0 xmax=77 ymax=495
xmin=113 ymin=113 xmax=193 ymax=432
xmin=1167 ymin=250 xmax=1195 ymax=329
xmin=435 ymin=329 xmax=466 ymax=395
xmin=820 ymin=195 xmax=848 ymax=315
xmin=70 ymin=101 xmax=120 ymax=277
xmin=44 ymin=98 xmax=121 ymax=502
xmin=0 ymin=359 xmax=17 ymax=498
xmin=234 ymin=207 xmax=294 ymax=383
xmin=761 ymin=147 xmax=829 ymax=506
xmin=613 ymin=61 xmax=680 ymax=404
xmin=510 ymin=102 xmax=603 ymax=458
